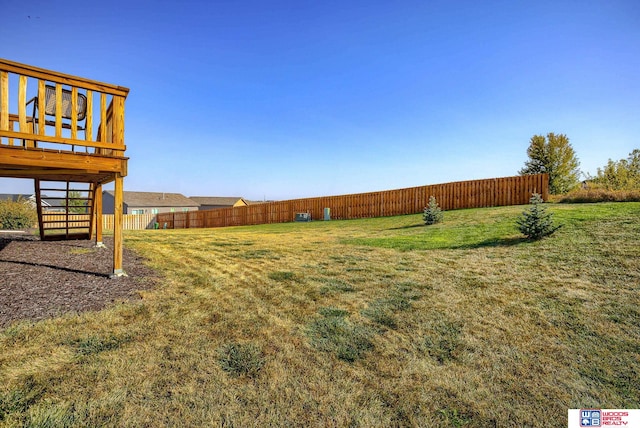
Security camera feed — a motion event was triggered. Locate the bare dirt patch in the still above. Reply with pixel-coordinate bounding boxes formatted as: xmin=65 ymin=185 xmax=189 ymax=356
xmin=0 ymin=233 xmax=159 ymax=327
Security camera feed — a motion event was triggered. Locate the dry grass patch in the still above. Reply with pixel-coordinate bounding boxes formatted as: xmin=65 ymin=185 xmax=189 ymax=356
xmin=1 ymin=203 xmax=638 ymax=426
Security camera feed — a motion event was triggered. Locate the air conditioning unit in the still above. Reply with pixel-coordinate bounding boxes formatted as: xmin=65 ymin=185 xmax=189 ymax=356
xmin=295 ymin=212 xmax=311 ymax=222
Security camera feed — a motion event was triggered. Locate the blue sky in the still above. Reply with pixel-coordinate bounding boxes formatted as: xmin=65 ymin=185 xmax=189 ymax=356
xmin=1 ymin=0 xmax=638 ymax=200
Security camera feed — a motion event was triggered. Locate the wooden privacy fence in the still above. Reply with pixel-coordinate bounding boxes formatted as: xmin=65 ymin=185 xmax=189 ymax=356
xmin=42 ymin=213 xmax=156 ymax=231
xmin=157 ymin=174 xmax=548 ymax=230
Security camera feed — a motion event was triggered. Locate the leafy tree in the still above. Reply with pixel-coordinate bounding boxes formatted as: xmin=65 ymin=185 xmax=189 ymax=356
xmin=519 ymin=133 xmax=581 ymax=194
xmin=516 ymin=193 xmax=562 ymax=240
xmin=592 ymin=149 xmax=640 ymax=190
xmin=68 ymin=191 xmax=88 ymax=213
xmin=423 ymin=196 xmax=443 ymax=225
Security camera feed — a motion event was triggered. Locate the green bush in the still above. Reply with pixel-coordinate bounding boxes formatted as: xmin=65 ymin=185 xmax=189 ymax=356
xmin=423 ymin=196 xmax=443 ymax=225
xmin=0 ymin=198 xmax=37 ymax=230
xmin=516 ymin=193 xmax=562 ymax=240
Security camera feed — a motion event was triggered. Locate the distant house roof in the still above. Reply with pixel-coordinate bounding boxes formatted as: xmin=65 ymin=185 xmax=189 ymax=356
xmin=0 ymin=194 xmax=57 ymax=208
xmin=0 ymin=194 xmax=33 ymax=202
xmin=105 ymin=191 xmax=200 ymax=208
xmin=189 ymin=196 xmax=247 ymax=207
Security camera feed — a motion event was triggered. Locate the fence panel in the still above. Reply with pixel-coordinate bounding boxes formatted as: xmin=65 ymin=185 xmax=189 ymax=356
xmin=156 ymin=174 xmax=548 ymax=230
xmin=44 ymin=213 xmax=157 ymax=231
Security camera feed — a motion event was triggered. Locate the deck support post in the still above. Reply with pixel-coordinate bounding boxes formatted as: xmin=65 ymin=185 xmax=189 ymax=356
xmin=93 ymin=183 xmax=105 ymax=247
xmin=111 ymin=173 xmax=127 ymax=278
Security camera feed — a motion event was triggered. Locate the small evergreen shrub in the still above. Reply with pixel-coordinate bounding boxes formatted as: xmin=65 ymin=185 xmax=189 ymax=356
xmin=423 ymin=196 xmax=443 ymax=225
xmin=0 ymin=198 xmax=37 ymax=230
xmin=516 ymin=193 xmax=562 ymax=240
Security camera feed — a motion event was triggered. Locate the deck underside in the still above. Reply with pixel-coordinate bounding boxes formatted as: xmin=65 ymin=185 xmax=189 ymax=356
xmin=0 ymin=145 xmax=127 ymax=184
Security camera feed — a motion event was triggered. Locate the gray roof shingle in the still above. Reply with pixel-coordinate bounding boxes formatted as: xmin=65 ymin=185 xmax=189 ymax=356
xmin=105 ymin=191 xmax=200 ymax=208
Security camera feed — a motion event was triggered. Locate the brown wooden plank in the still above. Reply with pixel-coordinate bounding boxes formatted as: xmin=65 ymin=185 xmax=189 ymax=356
xmin=99 ymin=93 xmax=107 ymax=143
xmin=113 ymin=173 xmax=124 ymax=275
xmin=37 ymin=80 xmax=46 ymax=136
xmin=71 ymin=87 xmax=78 ymax=140
xmin=0 ymin=59 xmax=130 ymax=97
xmin=0 ymin=129 xmax=126 ymax=151
xmin=0 ymin=71 xmax=8 ymax=131
xmin=18 ymin=76 xmax=28 ymax=131
xmin=85 ymin=89 xmax=93 ymax=142
xmin=0 ymin=146 xmax=127 ymax=173
xmin=94 ymin=183 xmax=103 ymax=243
xmin=54 ymin=84 xmax=62 ymax=137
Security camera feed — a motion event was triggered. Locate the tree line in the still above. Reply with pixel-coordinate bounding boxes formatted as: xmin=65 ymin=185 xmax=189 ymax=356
xmin=519 ymin=132 xmax=639 ymax=194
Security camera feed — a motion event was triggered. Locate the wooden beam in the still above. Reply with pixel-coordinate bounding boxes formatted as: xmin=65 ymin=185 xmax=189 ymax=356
xmin=0 ymin=58 xmax=130 ymax=97
xmin=71 ymin=87 xmax=78 ymax=140
xmin=94 ymin=183 xmax=103 ymax=246
xmin=55 ymin=84 xmax=62 ymax=138
xmin=0 ymin=71 xmax=8 ymax=131
xmin=38 ymin=80 xmax=45 ymax=136
xmin=0 ymin=146 xmax=128 ymax=173
xmin=85 ymin=89 xmax=93 ymax=141
xmin=0 ymin=168 xmax=101 ymax=175
xmin=34 ymin=179 xmax=45 ymax=240
xmin=112 ymin=173 xmax=126 ymax=277
xmin=0 ymin=129 xmax=126 ymax=151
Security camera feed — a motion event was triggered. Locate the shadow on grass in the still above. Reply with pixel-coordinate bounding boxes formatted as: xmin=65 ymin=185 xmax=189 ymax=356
xmin=452 ymin=236 xmax=528 ymax=250
xmin=345 ymin=235 xmax=529 ymax=252
xmin=386 ymin=223 xmax=425 ymax=231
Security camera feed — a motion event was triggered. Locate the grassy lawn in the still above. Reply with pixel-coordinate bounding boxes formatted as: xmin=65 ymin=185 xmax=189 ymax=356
xmin=1 ymin=203 xmax=639 ymax=426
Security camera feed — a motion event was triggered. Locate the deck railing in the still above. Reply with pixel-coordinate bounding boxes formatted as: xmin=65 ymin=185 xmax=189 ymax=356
xmin=0 ymin=59 xmax=128 ymax=156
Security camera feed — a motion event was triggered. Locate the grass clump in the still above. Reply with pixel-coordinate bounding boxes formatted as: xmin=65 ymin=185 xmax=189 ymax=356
xmin=317 ymin=278 xmax=355 ymax=294
xmin=423 ymin=319 xmax=464 ymax=364
xmin=317 ymin=306 xmax=350 ymax=318
xmin=0 ymin=377 xmax=46 ymax=421
xmin=438 ymin=408 xmax=472 ymax=427
xmin=361 ymin=283 xmax=422 ymax=329
xmin=268 ymin=271 xmax=297 ymax=282
xmin=216 ymin=342 xmax=265 ymax=378
xmin=306 ymin=311 xmax=374 ymax=362
xmin=69 ymin=334 xmax=130 ymax=357
xmin=361 ymin=302 xmax=398 ymax=329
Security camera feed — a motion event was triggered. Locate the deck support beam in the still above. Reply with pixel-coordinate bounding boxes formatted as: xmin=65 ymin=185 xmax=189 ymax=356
xmin=110 ymin=173 xmax=127 ymax=278
xmin=93 ymin=183 xmax=104 ymax=247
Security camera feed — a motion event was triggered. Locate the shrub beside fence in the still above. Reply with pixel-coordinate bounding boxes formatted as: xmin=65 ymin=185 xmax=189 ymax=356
xmin=157 ymin=174 xmax=548 ymax=230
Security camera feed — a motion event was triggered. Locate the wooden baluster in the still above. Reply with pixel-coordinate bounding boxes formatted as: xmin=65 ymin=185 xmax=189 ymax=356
xmin=18 ymin=75 xmax=32 ymax=147
xmin=37 ymin=80 xmax=45 ymax=138
xmin=71 ymin=87 xmax=78 ymax=141
xmin=85 ymin=89 xmax=93 ymax=143
xmin=0 ymin=71 xmax=8 ymax=136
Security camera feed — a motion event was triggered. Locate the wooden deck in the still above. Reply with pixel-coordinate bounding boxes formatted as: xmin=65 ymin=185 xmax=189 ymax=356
xmin=0 ymin=59 xmax=129 ymax=183
xmin=0 ymin=59 xmax=129 ymax=276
